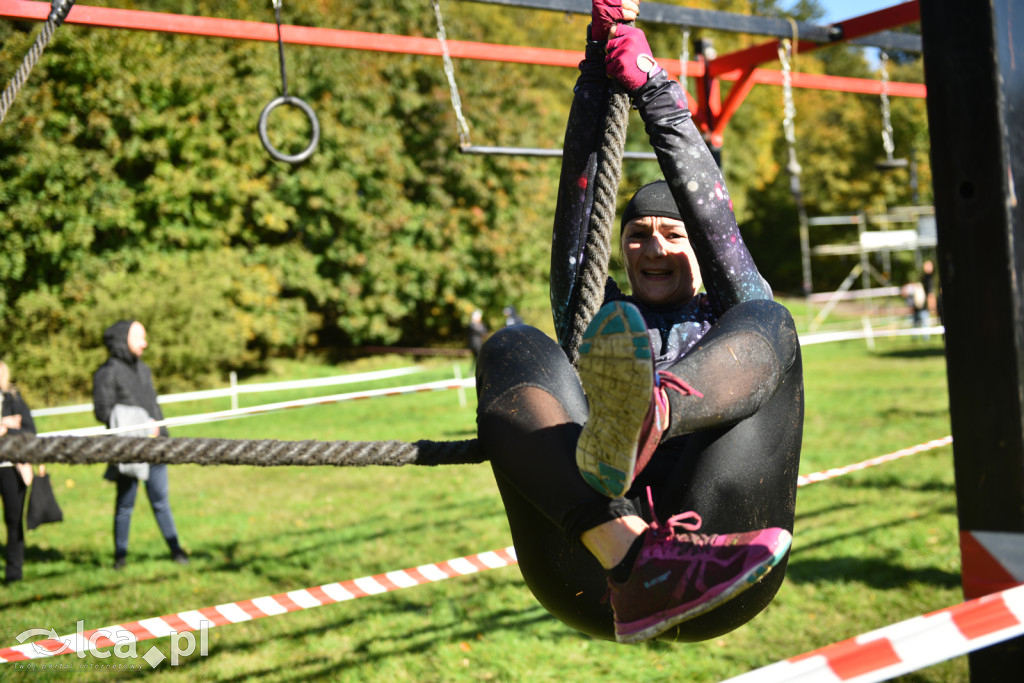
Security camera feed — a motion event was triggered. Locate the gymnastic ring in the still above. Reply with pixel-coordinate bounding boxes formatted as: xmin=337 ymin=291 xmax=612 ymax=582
xmin=258 ymin=95 xmax=320 ymax=165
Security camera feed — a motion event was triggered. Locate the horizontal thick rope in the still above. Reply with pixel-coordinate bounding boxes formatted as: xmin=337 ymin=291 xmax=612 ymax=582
xmin=0 ymin=433 xmax=485 ymax=467
xmin=0 ymin=546 xmax=517 ymax=663
xmin=0 ymin=430 xmax=951 ymax=473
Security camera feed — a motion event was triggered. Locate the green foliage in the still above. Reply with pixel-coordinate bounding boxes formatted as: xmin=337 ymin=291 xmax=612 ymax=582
xmin=1 ymin=0 xmax=930 ymax=402
xmin=7 ymin=248 xmax=312 ymax=405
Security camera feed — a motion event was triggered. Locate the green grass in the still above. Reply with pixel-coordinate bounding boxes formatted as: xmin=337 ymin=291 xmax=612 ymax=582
xmin=1 ymin=327 xmax=964 ymax=682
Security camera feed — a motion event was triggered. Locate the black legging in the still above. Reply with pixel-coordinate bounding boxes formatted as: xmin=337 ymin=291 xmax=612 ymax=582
xmin=0 ymin=466 xmax=27 ymax=583
xmin=475 ymin=299 xmax=803 ymax=642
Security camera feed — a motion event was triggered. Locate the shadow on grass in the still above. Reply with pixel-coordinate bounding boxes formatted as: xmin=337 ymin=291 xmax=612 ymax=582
xmin=793 ymin=499 xmax=956 ymax=553
xmin=841 ymin=475 xmax=955 ymax=493
xmin=198 ymin=493 xmax=507 ymax=580
xmin=0 ymin=555 xmax=192 ymax=612
xmin=879 ymin=406 xmax=951 ymax=422
xmin=877 ymin=346 xmax=946 ymax=360
xmin=793 ymin=501 xmax=861 ymax=522
xmin=786 ymin=556 xmax=960 ymax=590
xmin=156 ymin=597 xmax=563 ymax=683
xmin=23 ymin=545 xmax=64 ymax=563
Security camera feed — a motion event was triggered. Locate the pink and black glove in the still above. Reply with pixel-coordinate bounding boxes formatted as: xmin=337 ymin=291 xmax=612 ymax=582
xmin=605 ymin=24 xmax=662 ymax=92
xmin=591 ymin=0 xmax=625 ymax=42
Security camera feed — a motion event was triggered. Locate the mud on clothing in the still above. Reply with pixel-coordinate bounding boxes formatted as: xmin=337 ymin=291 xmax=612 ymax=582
xmin=476 ymin=44 xmax=804 ymax=642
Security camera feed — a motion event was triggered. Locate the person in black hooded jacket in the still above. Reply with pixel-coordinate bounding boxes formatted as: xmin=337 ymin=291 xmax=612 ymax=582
xmin=1 ymin=360 xmax=37 ymax=584
xmin=93 ymin=320 xmax=188 ymax=570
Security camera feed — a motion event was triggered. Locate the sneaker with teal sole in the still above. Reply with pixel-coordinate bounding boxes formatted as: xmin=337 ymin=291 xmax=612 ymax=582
xmin=575 ymin=301 xmax=656 ymax=498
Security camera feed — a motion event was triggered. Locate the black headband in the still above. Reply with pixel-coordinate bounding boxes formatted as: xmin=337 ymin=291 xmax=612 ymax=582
xmin=621 ymin=180 xmax=682 ymax=233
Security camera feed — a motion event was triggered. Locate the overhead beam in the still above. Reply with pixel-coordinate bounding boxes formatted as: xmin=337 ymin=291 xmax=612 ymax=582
xmin=709 ymin=2 xmax=920 ymax=77
xmin=0 ymin=0 xmax=585 ymax=67
xmin=459 ymin=0 xmax=921 ymax=52
xmin=698 ymin=1 xmax=920 ymax=147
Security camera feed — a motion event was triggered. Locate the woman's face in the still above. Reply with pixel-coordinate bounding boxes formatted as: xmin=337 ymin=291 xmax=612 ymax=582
xmin=127 ymin=322 xmax=148 ymax=358
xmin=621 ymin=215 xmax=702 ymax=307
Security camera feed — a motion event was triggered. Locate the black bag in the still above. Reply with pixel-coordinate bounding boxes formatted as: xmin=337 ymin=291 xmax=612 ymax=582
xmin=26 ymin=473 xmax=64 ymax=530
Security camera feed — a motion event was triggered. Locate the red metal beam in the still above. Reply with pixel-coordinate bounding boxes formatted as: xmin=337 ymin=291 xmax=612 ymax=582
xmin=0 ymin=0 xmax=586 ymax=68
xmin=698 ymin=1 xmax=922 ymax=143
xmin=709 ymin=1 xmax=921 ymax=77
xmin=709 ymin=67 xmax=757 ymax=148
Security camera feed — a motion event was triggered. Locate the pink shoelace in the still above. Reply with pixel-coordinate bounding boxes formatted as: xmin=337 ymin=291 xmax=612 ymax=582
xmin=656 ymin=370 xmax=704 ymax=401
xmin=644 ymin=489 xmax=732 ymax=569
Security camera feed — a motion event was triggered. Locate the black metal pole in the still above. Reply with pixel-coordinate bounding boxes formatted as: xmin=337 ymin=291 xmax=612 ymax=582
xmin=458 ymin=0 xmax=921 ymax=51
xmin=920 ymin=1 xmax=1024 ymax=679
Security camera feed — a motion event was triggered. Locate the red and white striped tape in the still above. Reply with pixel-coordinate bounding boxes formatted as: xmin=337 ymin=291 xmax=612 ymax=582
xmin=796 ymin=436 xmax=952 ymax=487
xmin=721 ymin=583 xmax=1024 ymax=683
xmin=0 ymin=546 xmax=516 ymax=663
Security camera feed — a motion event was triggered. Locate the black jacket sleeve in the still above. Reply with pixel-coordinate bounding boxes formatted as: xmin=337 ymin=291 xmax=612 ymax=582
xmin=1 ymin=391 xmax=35 ymax=436
xmin=93 ymin=364 xmax=117 ymax=426
xmin=549 ymin=38 xmax=616 ymax=349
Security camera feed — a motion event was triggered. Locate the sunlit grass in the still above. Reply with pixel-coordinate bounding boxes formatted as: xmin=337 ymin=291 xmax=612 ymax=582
xmin=2 ymin=328 xmax=964 ymax=682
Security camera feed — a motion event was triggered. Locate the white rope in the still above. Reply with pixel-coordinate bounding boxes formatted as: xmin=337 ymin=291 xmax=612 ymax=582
xmin=778 ymin=40 xmax=801 ymax=176
xmin=431 ymin=0 xmax=472 ymax=148
xmin=39 ymin=377 xmax=475 ymax=437
xmin=879 ymin=51 xmax=897 ymax=159
xmin=678 ymin=28 xmax=690 ymax=88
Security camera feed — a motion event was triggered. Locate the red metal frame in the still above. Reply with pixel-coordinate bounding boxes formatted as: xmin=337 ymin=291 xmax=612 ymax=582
xmin=0 ymin=0 xmax=925 ymax=144
xmin=700 ymin=1 xmax=921 ymax=146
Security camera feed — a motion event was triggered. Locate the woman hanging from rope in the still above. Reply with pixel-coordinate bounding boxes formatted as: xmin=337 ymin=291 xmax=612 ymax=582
xmin=475 ymin=0 xmax=803 ymax=644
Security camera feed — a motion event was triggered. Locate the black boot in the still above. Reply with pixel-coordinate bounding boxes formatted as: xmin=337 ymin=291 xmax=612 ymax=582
xmin=167 ymin=537 xmax=189 ymax=565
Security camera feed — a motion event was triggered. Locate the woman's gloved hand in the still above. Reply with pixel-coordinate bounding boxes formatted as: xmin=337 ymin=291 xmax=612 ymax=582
xmin=591 ymin=0 xmax=639 ymax=42
xmin=605 ymin=24 xmax=662 ymax=92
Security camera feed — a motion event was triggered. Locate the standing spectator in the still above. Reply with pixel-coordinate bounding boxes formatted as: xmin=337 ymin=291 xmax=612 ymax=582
xmin=502 ymin=305 xmax=524 ymax=327
xmin=902 ymin=271 xmax=929 ymax=341
xmin=93 ymin=321 xmax=188 ymax=570
xmin=921 ymin=259 xmax=938 ymax=323
xmin=0 ymin=361 xmax=36 ymax=584
xmin=467 ymin=309 xmax=488 ymax=362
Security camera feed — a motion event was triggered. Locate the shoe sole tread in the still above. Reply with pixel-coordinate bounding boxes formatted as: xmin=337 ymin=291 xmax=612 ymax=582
xmin=576 ymin=302 xmax=654 ymax=498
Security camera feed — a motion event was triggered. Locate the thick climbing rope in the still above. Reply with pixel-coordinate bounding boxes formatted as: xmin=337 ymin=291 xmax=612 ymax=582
xmin=0 ymin=433 xmax=485 ymax=467
xmin=560 ymin=86 xmax=631 ymax=367
xmin=0 ymin=0 xmax=75 ymax=126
